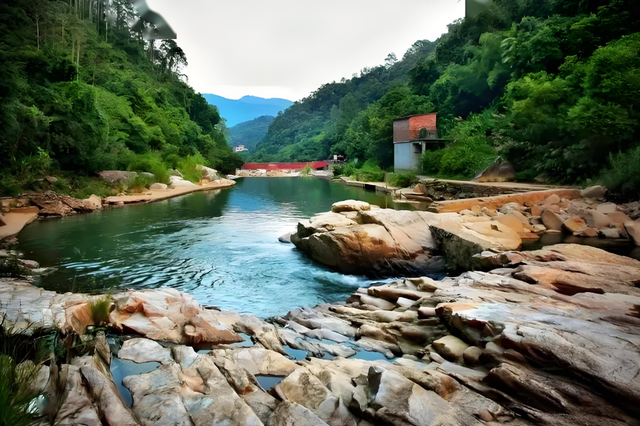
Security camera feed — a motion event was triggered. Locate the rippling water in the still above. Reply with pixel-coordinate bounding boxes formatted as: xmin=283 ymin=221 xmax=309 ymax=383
xmin=18 ymin=178 xmax=412 ymax=318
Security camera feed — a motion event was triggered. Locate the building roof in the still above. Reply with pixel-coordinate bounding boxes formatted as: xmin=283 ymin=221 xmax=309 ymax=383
xmin=392 ymin=113 xmax=438 ymax=121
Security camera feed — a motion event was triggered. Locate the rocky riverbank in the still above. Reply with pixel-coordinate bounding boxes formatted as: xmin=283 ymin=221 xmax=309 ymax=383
xmin=1 ymin=239 xmax=639 ymax=425
xmin=291 ymin=188 xmax=640 ymax=275
xmin=0 ymin=171 xmax=236 ymax=241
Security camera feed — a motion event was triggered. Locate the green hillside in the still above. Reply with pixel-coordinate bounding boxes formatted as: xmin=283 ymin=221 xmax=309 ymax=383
xmin=228 ymin=115 xmax=275 ymax=152
xmin=0 ymin=0 xmax=243 ymax=196
xmin=252 ymin=0 xmax=640 ymax=194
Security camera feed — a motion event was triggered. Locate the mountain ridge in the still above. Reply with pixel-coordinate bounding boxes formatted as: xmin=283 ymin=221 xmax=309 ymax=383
xmin=203 ymin=94 xmax=293 ymax=127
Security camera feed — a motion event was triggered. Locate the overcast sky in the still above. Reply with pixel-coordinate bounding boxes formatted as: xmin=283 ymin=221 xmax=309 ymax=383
xmin=147 ymin=0 xmax=465 ymax=102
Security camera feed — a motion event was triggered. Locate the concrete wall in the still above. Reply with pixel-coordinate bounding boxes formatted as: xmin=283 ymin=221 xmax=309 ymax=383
xmin=394 ymin=142 xmax=420 ymax=172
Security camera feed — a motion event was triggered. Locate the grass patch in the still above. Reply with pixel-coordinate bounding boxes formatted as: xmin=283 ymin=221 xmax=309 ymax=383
xmin=598 ymin=144 xmax=640 ymax=197
xmin=388 ymin=172 xmax=419 ymax=188
xmin=0 ymin=320 xmax=45 ymax=426
xmin=177 ymin=153 xmax=206 ymax=183
xmin=89 ymin=296 xmax=113 ymax=326
xmin=300 ymin=163 xmax=312 ymax=176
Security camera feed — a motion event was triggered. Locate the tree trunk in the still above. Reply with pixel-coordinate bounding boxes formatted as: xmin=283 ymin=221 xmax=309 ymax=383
xmin=36 ymin=15 xmax=40 ymax=50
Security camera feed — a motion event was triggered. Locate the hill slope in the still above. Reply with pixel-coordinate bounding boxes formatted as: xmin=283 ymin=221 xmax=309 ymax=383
xmin=0 ymin=0 xmax=243 ymax=196
xmin=228 ymin=116 xmax=275 ymax=152
xmin=251 ymin=0 xmax=640 ymax=195
xmin=203 ymin=94 xmax=292 ymax=127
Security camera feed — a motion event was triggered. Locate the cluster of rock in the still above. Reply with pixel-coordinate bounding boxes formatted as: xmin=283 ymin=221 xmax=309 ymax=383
xmin=4 ymin=241 xmax=639 ymax=425
xmin=438 ymin=186 xmax=640 ymax=245
xmin=291 ymin=189 xmax=640 ymax=275
xmin=30 ymin=191 xmax=103 ymax=217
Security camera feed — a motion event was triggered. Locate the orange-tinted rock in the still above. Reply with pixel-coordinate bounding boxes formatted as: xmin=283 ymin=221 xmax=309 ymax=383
xmin=563 ymin=216 xmax=587 ymax=233
xmin=541 ymin=210 xmax=564 ymax=231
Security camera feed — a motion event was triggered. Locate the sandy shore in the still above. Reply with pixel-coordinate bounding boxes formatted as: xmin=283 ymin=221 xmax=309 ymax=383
xmin=0 ymin=180 xmax=237 ymax=240
xmin=103 ymin=179 xmax=236 ymax=205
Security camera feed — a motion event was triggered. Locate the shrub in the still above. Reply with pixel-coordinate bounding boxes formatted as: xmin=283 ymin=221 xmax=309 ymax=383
xmin=0 ymin=321 xmax=43 ymax=426
xmin=389 ymin=172 xmax=419 ymax=188
xmin=89 ymin=296 xmax=113 ymax=326
xmin=177 ymin=153 xmax=206 ymax=183
xmin=353 ymin=159 xmax=384 ymax=182
xmin=127 ymin=152 xmax=171 ymax=184
xmin=598 ymin=145 xmax=640 ymax=195
xmin=439 ymin=137 xmax=496 ymax=178
xmin=421 ymin=149 xmax=445 ymax=176
xmin=300 ymin=163 xmax=312 ymax=175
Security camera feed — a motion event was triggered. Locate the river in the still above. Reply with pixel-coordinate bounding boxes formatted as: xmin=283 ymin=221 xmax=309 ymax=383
xmin=17 ymin=177 xmax=411 ymax=318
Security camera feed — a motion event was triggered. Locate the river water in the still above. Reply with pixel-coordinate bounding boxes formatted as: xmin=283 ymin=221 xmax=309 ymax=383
xmin=18 ymin=178 xmax=411 ymax=318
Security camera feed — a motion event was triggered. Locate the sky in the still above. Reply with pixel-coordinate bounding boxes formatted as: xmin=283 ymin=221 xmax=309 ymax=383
xmin=146 ymin=0 xmax=466 ymax=102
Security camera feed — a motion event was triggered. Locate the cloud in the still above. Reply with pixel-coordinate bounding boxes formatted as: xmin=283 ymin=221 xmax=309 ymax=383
xmin=147 ymin=0 xmax=465 ymax=101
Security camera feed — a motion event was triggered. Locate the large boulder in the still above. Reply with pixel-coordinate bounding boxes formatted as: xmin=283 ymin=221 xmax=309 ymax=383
xmin=292 ymin=208 xmax=443 ymax=276
xmin=292 ymin=207 xmax=525 ymax=275
xmin=169 ymin=175 xmax=198 ymax=188
xmin=31 ymin=191 xmax=101 ymax=216
xmin=196 ymin=164 xmax=222 ymax=180
xmin=429 ymin=214 xmax=522 ymax=270
xmin=473 ymin=157 xmax=516 ymax=183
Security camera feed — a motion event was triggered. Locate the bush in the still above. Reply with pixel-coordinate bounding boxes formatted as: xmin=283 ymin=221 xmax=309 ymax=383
xmin=127 ymin=152 xmax=171 ymax=185
xmin=388 ymin=172 xmax=419 ymax=188
xmin=177 ymin=153 xmax=206 ymax=183
xmin=0 ymin=321 xmax=43 ymax=426
xmin=89 ymin=296 xmax=113 ymax=326
xmin=300 ymin=163 xmax=312 ymax=175
xmin=598 ymin=145 xmax=640 ymax=195
xmin=421 ymin=149 xmax=445 ymax=175
xmin=332 ymin=161 xmax=358 ymax=178
xmin=439 ymin=137 xmax=497 ymax=178
xmin=353 ymin=159 xmax=385 ymax=182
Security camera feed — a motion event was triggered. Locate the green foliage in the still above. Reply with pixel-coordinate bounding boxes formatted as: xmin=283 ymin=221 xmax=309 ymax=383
xmin=250 ymin=0 xmax=640 ymax=189
xmin=0 ymin=0 xmax=242 ymax=194
xmin=0 ymin=321 xmax=43 ymax=426
xmin=127 ymin=153 xmax=172 ymax=185
xmin=250 ymin=40 xmax=438 ymax=165
xmin=300 ymin=163 xmax=312 ymax=176
xmin=388 ymin=172 xmax=418 ymax=188
xmin=598 ymin=145 xmax=640 ymax=194
xmin=177 ymin=153 xmax=206 ymax=183
xmin=421 ymin=149 xmax=446 ymax=176
xmin=89 ymin=296 xmax=113 ymax=326
xmin=228 ymin=115 xmax=275 ymax=152
xmin=352 ymin=159 xmax=385 ymax=182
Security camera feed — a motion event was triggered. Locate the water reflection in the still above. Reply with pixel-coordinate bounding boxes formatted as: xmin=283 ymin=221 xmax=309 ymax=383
xmin=18 ymin=178 xmax=407 ymax=317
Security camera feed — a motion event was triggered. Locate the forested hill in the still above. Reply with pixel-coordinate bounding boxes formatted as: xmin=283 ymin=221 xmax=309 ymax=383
xmin=250 ymin=39 xmax=438 ymax=164
xmin=228 ymin=115 xmax=275 ymax=152
xmin=0 ymin=0 xmax=243 ymax=196
xmin=252 ymin=0 xmax=640 ymax=193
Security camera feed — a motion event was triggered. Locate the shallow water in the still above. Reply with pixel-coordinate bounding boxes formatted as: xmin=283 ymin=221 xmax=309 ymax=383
xmin=18 ymin=178 xmax=410 ymax=318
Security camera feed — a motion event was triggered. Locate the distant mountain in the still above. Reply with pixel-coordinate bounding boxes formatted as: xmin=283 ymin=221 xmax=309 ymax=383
xmin=203 ymin=94 xmax=293 ymax=127
xmin=228 ymin=115 xmax=275 ymax=152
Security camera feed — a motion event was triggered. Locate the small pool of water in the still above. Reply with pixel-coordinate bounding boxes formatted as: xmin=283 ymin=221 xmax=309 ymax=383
xmin=110 ymin=358 xmax=161 ymax=407
xmin=17 ymin=178 xmax=411 ymax=318
xmin=521 ymin=232 xmax=640 ymax=260
xmin=283 ymin=345 xmax=307 ymax=361
xmin=255 ymin=375 xmax=285 ymax=390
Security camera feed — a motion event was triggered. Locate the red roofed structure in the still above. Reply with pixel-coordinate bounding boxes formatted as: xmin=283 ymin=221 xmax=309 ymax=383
xmin=393 ymin=113 xmax=446 ymax=171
